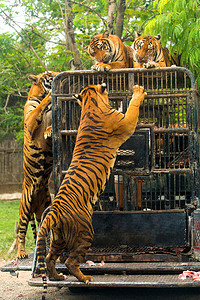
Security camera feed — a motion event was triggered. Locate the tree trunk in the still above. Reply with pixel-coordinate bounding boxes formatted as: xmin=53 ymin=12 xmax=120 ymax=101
xmin=107 ymin=0 xmax=116 ymax=34
xmin=115 ymin=0 xmax=126 ymax=38
xmin=64 ymin=0 xmax=82 ymax=70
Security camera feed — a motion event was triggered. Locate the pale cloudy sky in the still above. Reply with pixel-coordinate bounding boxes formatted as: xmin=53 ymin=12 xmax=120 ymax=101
xmin=0 ymin=3 xmax=25 ymax=34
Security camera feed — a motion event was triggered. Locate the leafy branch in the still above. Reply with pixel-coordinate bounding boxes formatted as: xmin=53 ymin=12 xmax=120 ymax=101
xmin=0 ymin=8 xmax=48 ymax=71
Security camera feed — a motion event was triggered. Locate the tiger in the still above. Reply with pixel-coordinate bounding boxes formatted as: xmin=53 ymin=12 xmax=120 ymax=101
xmin=85 ymin=31 xmax=134 ymax=71
xmin=36 ymin=83 xmax=146 ymax=293
xmin=132 ymin=32 xmax=180 ymax=68
xmin=17 ymin=71 xmax=59 ymax=259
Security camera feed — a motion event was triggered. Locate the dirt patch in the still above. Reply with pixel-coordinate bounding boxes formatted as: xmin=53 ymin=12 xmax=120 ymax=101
xmin=0 ymin=194 xmax=22 ymax=201
xmin=0 ymin=259 xmax=71 ymax=300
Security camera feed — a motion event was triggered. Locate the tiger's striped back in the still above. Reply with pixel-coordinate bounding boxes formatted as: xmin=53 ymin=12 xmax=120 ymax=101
xmin=36 ymin=83 xmax=147 ymax=293
xmin=17 ymin=71 xmax=58 ymax=259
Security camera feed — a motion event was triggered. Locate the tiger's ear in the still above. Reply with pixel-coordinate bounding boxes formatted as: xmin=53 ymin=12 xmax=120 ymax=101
xmin=135 ymin=31 xmax=141 ymax=38
xmin=28 ymin=75 xmax=39 ymax=85
xmin=73 ymin=94 xmax=82 ymax=106
xmin=83 ymin=45 xmax=89 ymax=52
xmin=100 ymin=83 xmax=107 ymax=94
xmin=103 ymin=31 xmax=109 ymax=38
xmin=155 ymin=35 xmax=161 ymax=41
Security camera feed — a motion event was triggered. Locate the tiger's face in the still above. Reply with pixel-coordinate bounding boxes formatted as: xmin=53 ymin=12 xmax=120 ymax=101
xmin=85 ymin=33 xmax=114 ymax=64
xmin=28 ymin=71 xmax=58 ymax=99
xmin=132 ymin=32 xmax=160 ymax=64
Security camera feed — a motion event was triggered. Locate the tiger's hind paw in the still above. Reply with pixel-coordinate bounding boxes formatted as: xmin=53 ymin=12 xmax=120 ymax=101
xmin=48 ymin=273 xmax=65 ymax=281
xmin=83 ymin=275 xmax=94 ymax=284
xmin=44 ymin=125 xmax=52 ymax=139
xmin=17 ymin=251 xmax=28 ymax=259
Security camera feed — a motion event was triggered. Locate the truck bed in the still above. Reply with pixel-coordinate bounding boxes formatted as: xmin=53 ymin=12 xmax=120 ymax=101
xmin=2 ymin=255 xmax=200 ymax=289
xmin=28 ymin=273 xmax=200 ymax=289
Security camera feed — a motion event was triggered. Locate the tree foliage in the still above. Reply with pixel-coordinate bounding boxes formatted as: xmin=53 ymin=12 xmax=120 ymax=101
xmin=144 ymin=0 xmax=200 ymax=85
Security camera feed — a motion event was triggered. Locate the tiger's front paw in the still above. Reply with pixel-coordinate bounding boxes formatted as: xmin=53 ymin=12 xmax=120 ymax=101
xmin=44 ymin=126 xmax=52 ymax=139
xmin=144 ymin=61 xmax=157 ymax=69
xmin=91 ymin=63 xmax=111 ymax=72
xmin=133 ymin=85 xmax=147 ymax=102
xmin=133 ymin=85 xmax=144 ymax=93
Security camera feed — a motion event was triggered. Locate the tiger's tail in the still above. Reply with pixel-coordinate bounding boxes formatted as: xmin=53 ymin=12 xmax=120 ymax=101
xmin=30 ymin=214 xmax=37 ymax=242
xmin=36 ymin=214 xmax=51 ymax=293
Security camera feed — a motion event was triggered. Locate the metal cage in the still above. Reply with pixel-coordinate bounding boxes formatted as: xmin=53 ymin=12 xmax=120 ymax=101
xmin=3 ymin=68 xmax=200 ymax=289
xmin=51 ymin=67 xmax=200 ymax=253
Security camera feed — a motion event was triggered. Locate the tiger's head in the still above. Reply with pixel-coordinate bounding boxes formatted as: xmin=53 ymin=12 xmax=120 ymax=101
xmin=132 ymin=32 xmax=161 ymax=65
xmin=28 ymin=71 xmax=58 ymax=100
xmin=84 ymin=32 xmax=114 ymax=64
xmin=73 ymin=83 xmax=108 ymax=108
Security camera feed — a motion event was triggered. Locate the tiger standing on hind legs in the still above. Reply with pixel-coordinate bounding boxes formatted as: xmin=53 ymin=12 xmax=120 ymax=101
xmin=17 ymin=71 xmax=58 ymax=259
xmin=36 ymin=83 xmax=146 ymax=294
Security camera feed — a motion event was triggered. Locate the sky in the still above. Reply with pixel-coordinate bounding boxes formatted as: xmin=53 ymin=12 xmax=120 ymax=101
xmin=0 ymin=3 xmax=25 ymax=34
xmin=0 ymin=23 xmax=13 ymax=34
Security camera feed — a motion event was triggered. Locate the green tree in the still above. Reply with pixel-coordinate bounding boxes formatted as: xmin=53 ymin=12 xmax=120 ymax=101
xmin=144 ymin=0 xmax=200 ymax=85
xmin=0 ymin=0 xmax=160 ymax=141
xmin=0 ymin=33 xmax=27 ymax=142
